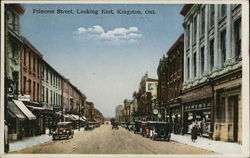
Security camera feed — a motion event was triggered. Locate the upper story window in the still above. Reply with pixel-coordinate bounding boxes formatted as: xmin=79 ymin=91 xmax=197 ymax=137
xmin=220 ymin=30 xmax=226 ymax=64
xmin=193 ymin=52 xmax=197 ymax=77
xmin=33 ymin=56 xmax=36 ymax=73
xmin=193 ymin=17 xmax=197 ymax=43
xmin=28 ymin=52 xmax=31 ymax=69
xmin=23 ymin=48 xmax=26 ymax=66
xmin=201 ymin=7 xmax=206 ymax=35
xmin=11 ymin=42 xmax=18 ymax=59
xmin=7 ymin=10 xmax=20 ymax=34
xmin=201 ymin=47 xmax=205 ymax=75
xmin=46 ymin=69 xmax=49 ymax=81
xmin=210 ymin=5 xmax=215 ymax=28
xmin=210 ymin=39 xmax=214 ymax=71
xmin=187 ymin=57 xmax=190 ymax=80
xmin=186 ymin=24 xmax=190 ymax=49
xmin=234 ymin=19 xmax=241 ymax=59
xmin=220 ymin=4 xmax=226 ymax=18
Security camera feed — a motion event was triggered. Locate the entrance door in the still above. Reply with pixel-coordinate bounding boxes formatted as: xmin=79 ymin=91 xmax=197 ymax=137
xmin=229 ymin=95 xmax=239 ymax=142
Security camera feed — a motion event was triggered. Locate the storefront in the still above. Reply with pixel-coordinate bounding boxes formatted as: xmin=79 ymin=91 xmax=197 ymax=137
xmin=168 ymin=103 xmax=182 ymax=134
xmin=212 ymin=68 xmax=242 ymax=143
xmin=6 ymin=99 xmax=26 ymax=140
xmin=182 ymin=84 xmax=213 ymax=138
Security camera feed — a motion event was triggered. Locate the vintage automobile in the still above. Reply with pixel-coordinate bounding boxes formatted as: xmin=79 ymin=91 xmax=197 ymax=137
xmin=145 ymin=121 xmax=156 ymax=138
xmin=85 ymin=122 xmax=95 ymax=130
xmin=150 ymin=121 xmax=172 ymax=141
xmin=112 ymin=121 xmax=119 ymax=130
xmin=52 ymin=122 xmax=74 ymax=140
xmin=134 ymin=121 xmax=142 ymax=134
xmin=140 ymin=121 xmax=147 ymax=136
xmin=128 ymin=122 xmax=135 ymax=131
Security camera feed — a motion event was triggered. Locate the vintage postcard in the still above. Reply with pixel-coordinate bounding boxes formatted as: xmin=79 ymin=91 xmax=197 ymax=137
xmin=0 ymin=0 xmax=249 ymax=157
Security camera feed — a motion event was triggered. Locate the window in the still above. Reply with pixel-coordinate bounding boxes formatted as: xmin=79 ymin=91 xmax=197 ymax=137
xmin=29 ymin=52 xmax=31 ymax=69
xmin=210 ymin=5 xmax=215 ymax=27
xmin=210 ymin=39 xmax=214 ymax=71
xmin=220 ymin=4 xmax=226 ymax=18
xmin=33 ymin=56 xmax=36 ymax=73
xmin=46 ymin=88 xmax=48 ymax=103
xmin=42 ymin=86 xmax=44 ymax=102
xmin=201 ymin=7 xmax=205 ymax=35
xmin=37 ymin=83 xmax=39 ymax=101
xmin=193 ymin=17 xmax=197 ymax=42
xmin=193 ymin=52 xmax=197 ymax=77
xmin=216 ymin=92 xmax=225 ymax=122
xmin=186 ymin=25 xmax=190 ymax=49
xmin=37 ymin=60 xmax=39 ymax=75
xmin=23 ymin=76 xmax=26 ymax=93
xmin=51 ymin=90 xmax=53 ymax=105
xmin=33 ymin=81 xmax=36 ymax=101
xmin=24 ymin=49 xmax=26 ymax=66
xmin=28 ymin=80 xmax=31 ymax=95
xmin=201 ymin=47 xmax=205 ymax=74
xmin=11 ymin=43 xmax=18 ymax=59
xmin=46 ymin=69 xmax=48 ymax=81
xmin=187 ymin=57 xmax=190 ymax=79
xmin=234 ymin=19 xmax=241 ymax=59
xmin=220 ymin=30 xmax=226 ymax=63
xmin=51 ymin=73 xmax=53 ymax=85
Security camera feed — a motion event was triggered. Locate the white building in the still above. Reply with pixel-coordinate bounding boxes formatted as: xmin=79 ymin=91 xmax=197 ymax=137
xmin=181 ymin=4 xmax=242 ymax=143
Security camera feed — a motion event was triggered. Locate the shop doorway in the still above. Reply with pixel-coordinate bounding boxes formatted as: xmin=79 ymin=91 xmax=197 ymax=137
xmin=229 ymin=95 xmax=239 ymax=142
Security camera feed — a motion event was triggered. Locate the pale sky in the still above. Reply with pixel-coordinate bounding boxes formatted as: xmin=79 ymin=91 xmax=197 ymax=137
xmin=21 ymin=4 xmax=184 ymax=117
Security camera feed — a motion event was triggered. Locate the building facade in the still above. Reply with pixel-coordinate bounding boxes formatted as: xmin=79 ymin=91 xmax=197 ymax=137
xmin=115 ymin=105 xmax=123 ymax=121
xmin=166 ymin=34 xmax=184 ymax=134
xmin=137 ymin=73 xmax=158 ymax=121
xmin=181 ymin=4 xmax=242 ymax=142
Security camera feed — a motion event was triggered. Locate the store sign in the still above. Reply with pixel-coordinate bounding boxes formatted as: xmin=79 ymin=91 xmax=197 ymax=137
xmin=18 ymin=95 xmax=30 ymax=101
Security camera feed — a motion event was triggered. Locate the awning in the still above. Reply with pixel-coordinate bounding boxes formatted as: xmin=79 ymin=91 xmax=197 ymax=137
xmin=70 ymin=114 xmax=85 ymax=122
xmin=64 ymin=114 xmax=77 ymax=120
xmin=81 ymin=116 xmax=86 ymax=120
xmin=13 ymin=100 xmax=37 ymax=120
xmin=7 ymin=100 xmax=26 ymax=120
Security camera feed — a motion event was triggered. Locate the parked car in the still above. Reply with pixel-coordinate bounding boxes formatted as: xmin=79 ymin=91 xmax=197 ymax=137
xmin=52 ymin=122 xmax=74 ymax=140
xmin=85 ymin=122 xmax=95 ymax=130
xmin=112 ymin=121 xmax=119 ymax=130
xmin=150 ymin=121 xmax=172 ymax=141
xmin=145 ymin=121 xmax=156 ymax=138
xmin=128 ymin=122 xmax=135 ymax=131
xmin=134 ymin=121 xmax=142 ymax=134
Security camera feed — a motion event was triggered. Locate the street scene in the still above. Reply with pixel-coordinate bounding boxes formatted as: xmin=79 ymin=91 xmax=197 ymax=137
xmin=11 ymin=123 xmax=215 ymax=154
xmin=2 ymin=1 xmax=245 ymax=156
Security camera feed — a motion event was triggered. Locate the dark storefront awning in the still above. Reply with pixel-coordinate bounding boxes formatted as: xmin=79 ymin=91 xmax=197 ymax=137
xmin=13 ymin=100 xmax=36 ymax=120
xmin=7 ymin=100 xmax=26 ymax=120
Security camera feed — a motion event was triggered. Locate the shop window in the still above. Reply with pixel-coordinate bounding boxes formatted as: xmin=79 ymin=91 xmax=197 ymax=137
xmin=216 ymin=95 xmax=225 ymax=122
xmin=210 ymin=39 xmax=214 ymax=71
xmin=220 ymin=30 xmax=226 ymax=64
xmin=28 ymin=80 xmax=31 ymax=95
xmin=51 ymin=90 xmax=53 ymax=105
xmin=234 ymin=19 xmax=241 ymax=59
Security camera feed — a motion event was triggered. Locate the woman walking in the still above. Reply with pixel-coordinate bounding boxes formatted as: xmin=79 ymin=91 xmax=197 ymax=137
xmin=191 ymin=120 xmax=198 ymax=143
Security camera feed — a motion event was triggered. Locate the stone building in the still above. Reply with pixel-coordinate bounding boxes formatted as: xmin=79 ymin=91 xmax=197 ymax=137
xmin=115 ymin=105 xmax=123 ymax=121
xmin=166 ymin=34 xmax=184 ymax=134
xmin=137 ymin=73 xmax=158 ymax=120
xmin=180 ymin=4 xmax=242 ymax=142
xmin=4 ymin=4 xmax=24 ymax=97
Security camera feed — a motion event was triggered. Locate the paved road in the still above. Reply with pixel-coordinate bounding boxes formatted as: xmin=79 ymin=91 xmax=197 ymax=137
xmin=12 ymin=124 xmax=216 ymax=154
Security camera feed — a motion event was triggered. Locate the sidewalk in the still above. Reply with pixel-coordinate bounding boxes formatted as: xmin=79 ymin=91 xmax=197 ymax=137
xmin=9 ymin=127 xmax=85 ymax=152
xmin=171 ymin=133 xmax=241 ymax=155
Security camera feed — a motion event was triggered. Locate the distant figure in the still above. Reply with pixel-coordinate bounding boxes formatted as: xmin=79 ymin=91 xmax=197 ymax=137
xmin=191 ymin=120 xmax=198 ymax=143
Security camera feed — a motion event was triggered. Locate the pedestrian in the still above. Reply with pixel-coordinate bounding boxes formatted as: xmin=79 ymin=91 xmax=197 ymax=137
xmin=191 ymin=120 xmax=198 ymax=143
